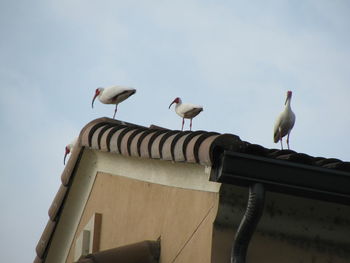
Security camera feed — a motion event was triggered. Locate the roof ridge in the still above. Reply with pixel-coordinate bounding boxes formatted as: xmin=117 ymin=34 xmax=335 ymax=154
xmin=79 ymin=118 xmax=243 ymax=166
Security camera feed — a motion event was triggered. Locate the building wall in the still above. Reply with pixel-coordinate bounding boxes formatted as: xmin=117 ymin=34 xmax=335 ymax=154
xmin=70 ymin=174 xmax=350 ymax=263
xmin=66 ymin=172 xmax=219 ymax=263
xmin=45 ymin=149 xmax=220 ymax=263
xmin=47 ymin=149 xmax=350 ymax=263
xmin=212 ymin=184 xmax=350 ymax=263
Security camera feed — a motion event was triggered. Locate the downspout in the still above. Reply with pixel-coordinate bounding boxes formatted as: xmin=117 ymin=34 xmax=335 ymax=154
xmin=231 ymin=183 xmax=265 ymax=263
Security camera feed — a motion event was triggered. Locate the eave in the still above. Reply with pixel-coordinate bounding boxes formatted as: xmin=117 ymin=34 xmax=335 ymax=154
xmin=212 ymin=151 xmax=350 ymax=205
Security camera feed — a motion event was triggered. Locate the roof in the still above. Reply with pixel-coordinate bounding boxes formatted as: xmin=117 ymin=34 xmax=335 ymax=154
xmin=34 ymin=117 xmax=350 ymax=263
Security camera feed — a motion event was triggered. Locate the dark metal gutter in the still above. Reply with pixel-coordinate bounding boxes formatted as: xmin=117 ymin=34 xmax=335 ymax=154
xmin=212 ymin=151 xmax=350 ymax=206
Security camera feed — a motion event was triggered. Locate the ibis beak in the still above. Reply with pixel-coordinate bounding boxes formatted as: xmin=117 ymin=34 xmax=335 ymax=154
xmin=64 ymin=147 xmax=70 ymax=165
xmin=285 ymin=93 xmax=291 ymax=105
xmin=168 ymin=101 xmax=175 ymax=109
xmin=92 ymin=94 xmax=98 ymax=108
xmin=284 ymin=91 xmax=293 ymax=105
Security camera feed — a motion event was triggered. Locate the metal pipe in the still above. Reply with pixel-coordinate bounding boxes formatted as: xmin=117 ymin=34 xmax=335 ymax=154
xmin=231 ymin=183 xmax=265 ymax=263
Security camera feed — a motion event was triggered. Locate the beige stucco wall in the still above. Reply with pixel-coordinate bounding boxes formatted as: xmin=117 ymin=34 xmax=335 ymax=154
xmin=66 ymin=172 xmax=219 ymax=263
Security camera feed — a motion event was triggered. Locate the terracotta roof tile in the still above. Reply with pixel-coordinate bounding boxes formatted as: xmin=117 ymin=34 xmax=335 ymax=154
xmin=99 ymin=127 xmax=115 ymax=152
xmin=276 ymin=153 xmax=314 ymax=165
xmin=129 ymin=130 xmax=147 ymax=157
xmin=182 ymin=131 xmax=206 ymax=161
xmin=267 ymin=148 xmax=296 ymax=158
xmin=48 ymin=184 xmax=68 ymax=220
xmin=186 ymin=134 xmax=204 ymax=163
xmin=109 ymin=127 xmax=128 ymax=153
xmin=140 ymin=131 xmax=158 ymax=158
xmin=115 ymin=127 xmax=135 ymax=155
xmin=192 ymin=132 xmax=219 ymax=163
xmin=197 ymin=135 xmax=222 ymax=165
xmin=127 ymin=129 xmax=148 ymax=156
xmin=119 ymin=128 xmax=139 ymax=156
xmin=323 ymin=161 xmax=350 ymax=172
xmin=171 ymin=132 xmax=192 ymax=161
xmin=147 ymin=130 xmax=170 ymax=158
xmin=87 ymin=121 xmax=111 ymax=147
xmin=315 ymin=157 xmax=342 ymax=166
xmin=151 ymin=130 xmax=175 ymax=159
xmin=36 ymin=219 xmax=56 ymax=259
xmin=96 ymin=124 xmax=115 ymax=150
xmin=91 ymin=126 xmax=107 ymax=150
xmin=162 ymin=133 xmax=181 ymax=161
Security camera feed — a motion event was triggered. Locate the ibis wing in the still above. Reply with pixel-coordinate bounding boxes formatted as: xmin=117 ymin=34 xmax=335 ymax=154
xmin=111 ymin=90 xmax=131 ymax=101
xmin=273 ymin=114 xmax=282 ymax=143
xmin=109 ymin=89 xmax=136 ymax=104
xmin=273 ymin=111 xmax=295 ymax=143
xmin=183 ymin=107 xmax=203 ymax=119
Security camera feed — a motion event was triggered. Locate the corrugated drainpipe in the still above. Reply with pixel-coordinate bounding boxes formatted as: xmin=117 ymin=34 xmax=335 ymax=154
xmin=231 ymin=183 xmax=265 ymax=263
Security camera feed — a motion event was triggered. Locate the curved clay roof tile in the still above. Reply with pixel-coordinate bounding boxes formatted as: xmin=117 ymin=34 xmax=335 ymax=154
xmin=36 ymin=219 xmax=56 ymax=259
xmin=161 ymin=133 xmax=181 ymax=161
xmin=118 ymin=127 xmax=140 ymax=156
xmin=129 ymin=130 xmax=147 ymax=157
xmin=151 ymin=130 xmax=178 ymax=159
xmin=126 ymin=128 xmax=148 ymax=157
xmin=100 ymin=127 xmax=116 ymax=152
xmin=171 ymin=132 xmax=192 ymax=162
xmin=181 ymin=131 xmax=207 ymax=162
xmin=48 ymin=184 xmax=68 ymax=220
xmin=147 ymin=130 xmax=170 ymax=158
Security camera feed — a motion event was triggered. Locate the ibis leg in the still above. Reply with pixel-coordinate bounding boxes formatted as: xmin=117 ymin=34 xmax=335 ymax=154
xmin=190 ymin=119 xmax=193 ymax=131
xmin=181 ymin=118 xmax=184 ymax=131
xmin=287 ymin=132 xmax=290 ymax=150
xmin=113 ymin=105 xmax=118 ymax=119
xmin=279 ymin=131 xmax=283 ymax=150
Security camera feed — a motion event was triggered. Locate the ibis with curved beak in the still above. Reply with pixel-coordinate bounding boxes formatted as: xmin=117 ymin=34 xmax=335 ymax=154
xmin=64 ymin=137 xmax=77 ymax=165
xmin=169 ymin=97 xmax=203 ymax=131
xmin=273 ymin=91 xmax=296 ymax=150
xmin=92 ymin=86 xmax=136 ymax=119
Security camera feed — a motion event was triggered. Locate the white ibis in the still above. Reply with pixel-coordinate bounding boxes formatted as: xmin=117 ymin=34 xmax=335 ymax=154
xmin=169 ymin=97 xmax=203 ymax=131
xmin=273 ymin=91 xmax=296 ymax=150
xmin=92 ymin=86 xmax=136 ymax=119
xmin=64 ymin=138 xmax=77 ymax=165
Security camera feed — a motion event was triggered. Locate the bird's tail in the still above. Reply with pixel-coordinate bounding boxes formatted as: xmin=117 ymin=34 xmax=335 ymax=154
xmin=273 ymin=132 xmax=279 ymax=143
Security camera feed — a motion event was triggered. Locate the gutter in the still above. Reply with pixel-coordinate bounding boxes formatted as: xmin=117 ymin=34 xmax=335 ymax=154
xmin=212 ymin=151 xmax=350 ymax=205
xmin=211 ymin=150 xmax=350 ymax=263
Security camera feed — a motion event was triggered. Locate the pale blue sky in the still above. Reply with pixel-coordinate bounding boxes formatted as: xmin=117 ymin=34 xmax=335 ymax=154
xmin=1 ymin=1 xmax=349 ymax=262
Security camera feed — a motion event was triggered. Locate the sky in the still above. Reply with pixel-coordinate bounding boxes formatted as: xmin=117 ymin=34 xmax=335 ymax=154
xmin=0 ymin=0 xmax=349 ymax=262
